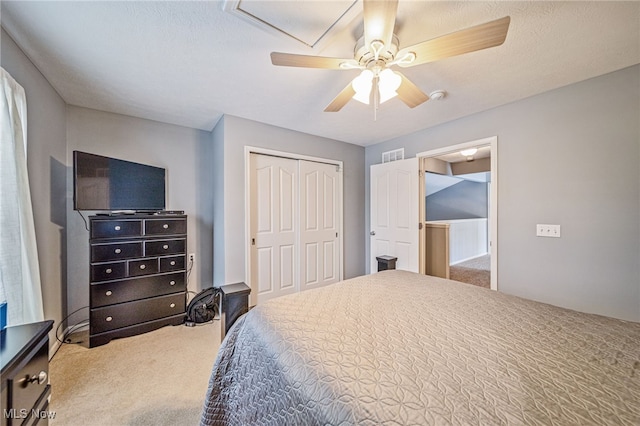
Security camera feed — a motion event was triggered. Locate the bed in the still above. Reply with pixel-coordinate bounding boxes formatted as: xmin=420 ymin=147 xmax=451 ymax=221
xmin=201 ymin=270 xmax=640 ymax=425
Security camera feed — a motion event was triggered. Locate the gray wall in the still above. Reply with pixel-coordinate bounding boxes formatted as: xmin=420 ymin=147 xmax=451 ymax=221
xmin=366 ymin=65 xmax=640 ymax=322
xmin=66 ymin=106 xmax=214 ymax=319
xmin=211 ymin=118 xmax=225 ymax=287
xmin=214 ymin=115 xmax=366 ymax=286
xmin=1 ymin=28 xmax=67 ymax=344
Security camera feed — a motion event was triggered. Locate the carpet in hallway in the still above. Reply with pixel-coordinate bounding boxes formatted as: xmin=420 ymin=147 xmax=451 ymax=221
xmin=449 ymin=255 xmax=491 ymax=288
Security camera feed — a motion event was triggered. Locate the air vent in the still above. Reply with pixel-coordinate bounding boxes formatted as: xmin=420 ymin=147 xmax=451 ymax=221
xmin=382 ymin=148 xmax=404 ymax=163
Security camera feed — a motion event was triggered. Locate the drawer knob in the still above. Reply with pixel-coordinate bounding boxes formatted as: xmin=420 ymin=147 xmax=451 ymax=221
xmin=106 ymin=268 xmax=112 ymax=274
xmin=115 ymin=225 xmax=121 ymax=231
xmin=106 ymin=316 xmax=113 ymax=322
xmin=170 ymin=261 xmax=176 ymax=266
xmin=114 ymin=248 xmax=122 ymax=254
xmin=28 ymin=371 xmax=48 ymax=386
xmin=163 ymin=244 xmax=169 ymax=250
xmin=106 ymin=290 xmax=113 ymax=296
xmin=169 ymin=280 xmax=176 ymax=286
xmin=163 ymin=224 xmax=169 ymax=229
xmin=139 ymin=264 xmax=146 ymax=270
xmin=170 ymin=303 xmax=176 ymax=308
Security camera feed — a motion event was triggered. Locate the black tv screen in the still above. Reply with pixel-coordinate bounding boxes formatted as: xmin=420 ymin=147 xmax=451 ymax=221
xmin=73 ymin=151 xmax=166 ymax=211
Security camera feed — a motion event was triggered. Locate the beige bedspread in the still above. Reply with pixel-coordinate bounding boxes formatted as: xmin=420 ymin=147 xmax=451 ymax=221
xmin=201 ymin=270 xmax=640 ymax=425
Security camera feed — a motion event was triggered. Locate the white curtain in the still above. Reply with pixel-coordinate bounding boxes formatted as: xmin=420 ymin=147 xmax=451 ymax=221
xmin=0 ymin=67 xmax=44 ymax=326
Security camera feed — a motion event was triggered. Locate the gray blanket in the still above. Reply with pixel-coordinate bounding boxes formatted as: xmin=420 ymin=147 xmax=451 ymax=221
xmin=201 ymin=270 xmax=640 ymax=425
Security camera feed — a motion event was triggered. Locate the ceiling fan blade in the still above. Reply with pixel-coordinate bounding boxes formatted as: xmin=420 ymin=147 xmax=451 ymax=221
xmin=396 ymin=73 xmax=429 ymax=108
xmin=363 ymin=0 xmax=399 ymax=51
xmin=324 ymin=83 xmax=356 ymax=112
xmin=271 ymin=52 xmax=356 ymax=70
xmin=396 ymin=16 xmax=511 ymax=68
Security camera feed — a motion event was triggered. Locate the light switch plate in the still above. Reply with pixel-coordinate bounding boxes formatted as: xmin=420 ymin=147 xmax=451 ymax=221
xmin=536 ymin=224 xmax=561 ymax=238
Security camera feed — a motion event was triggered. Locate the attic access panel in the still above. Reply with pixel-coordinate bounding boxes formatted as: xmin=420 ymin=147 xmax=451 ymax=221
xmin=224 ymin=0 xmax=359 ymax=48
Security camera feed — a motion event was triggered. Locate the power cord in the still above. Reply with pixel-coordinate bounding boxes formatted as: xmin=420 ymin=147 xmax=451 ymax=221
xmin=55 ymin=305 xmax=89 ymax=344
xmin=77 ymin=210 xmax=89 ymax=231
xmin=184 ymin=256 xmax=195 ymax=310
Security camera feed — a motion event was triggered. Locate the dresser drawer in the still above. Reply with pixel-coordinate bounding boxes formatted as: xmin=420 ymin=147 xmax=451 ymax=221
xmin=10 ymin=341 xmax=49 ymax=420
xmin=28 ymin=385 xmax=51 ymax=426
xmin=160 ymin=255 xmax=185 ymax=272
xmin=91 ymin=272 xmax=186 ymax=307
xmin=91 ymin=262 xmax=126 ymax=282
xmin=91 ymin=241 xmax=143 ymax=262
xmin=144 ymin=218 xmax=186 ymax=236
xmin=90 ymin=293 xmax=185 ymax=334
xmin=145 ymin=239 xmax=185 ymax=256
xmin=128 ymin=258 xmax=159 ymax=277
xmin=91 ymin=219 xmax=142 ymax=239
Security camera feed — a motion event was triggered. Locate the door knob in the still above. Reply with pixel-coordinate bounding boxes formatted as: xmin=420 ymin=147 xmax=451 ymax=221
xmin=370 ymin=231 xmax=376 ymax=236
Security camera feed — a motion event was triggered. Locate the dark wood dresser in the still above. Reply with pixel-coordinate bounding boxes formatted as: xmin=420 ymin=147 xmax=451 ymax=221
xmin=89 ymin=214 xmax=187 ymax=347
xmin=1 ymin=320 xmax=54 ymax=426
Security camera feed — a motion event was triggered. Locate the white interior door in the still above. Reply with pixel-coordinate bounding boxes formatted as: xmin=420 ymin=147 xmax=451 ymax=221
xmin=299 ymin=160 xmax=340 ymax=291
xmin=250 ymin=153 xmax=298 ymax=304
xmin=370 ymin=158 xmax=419 ymax=273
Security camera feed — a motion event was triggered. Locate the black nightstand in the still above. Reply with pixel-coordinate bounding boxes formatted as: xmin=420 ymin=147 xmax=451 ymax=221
xmin=1 ymin=320 xmax=54 ymax=426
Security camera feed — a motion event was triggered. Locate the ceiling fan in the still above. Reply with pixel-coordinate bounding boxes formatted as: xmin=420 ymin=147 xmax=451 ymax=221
xmin=270 ymin=0 xmax=510 ymax=114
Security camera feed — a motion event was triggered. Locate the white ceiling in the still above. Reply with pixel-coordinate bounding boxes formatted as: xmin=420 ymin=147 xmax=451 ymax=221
xmin=1 ymin=1 xmax=638 ymax=147
xmin=434 ymin=144 xmax=491 ymax=164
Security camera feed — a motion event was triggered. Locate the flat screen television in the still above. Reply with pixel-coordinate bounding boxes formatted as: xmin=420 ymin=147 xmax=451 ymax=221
xmin=73 ymin=151 xmax=166 ymax=211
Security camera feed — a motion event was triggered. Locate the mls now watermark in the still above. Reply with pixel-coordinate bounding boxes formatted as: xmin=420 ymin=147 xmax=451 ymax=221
xmin=4 ymin=408 xmax=56 ymax=420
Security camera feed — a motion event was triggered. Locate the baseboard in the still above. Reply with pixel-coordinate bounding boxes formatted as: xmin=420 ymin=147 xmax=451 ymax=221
xmin=450 ymin=252 xmax=489 ymax=266
xmin=50 ymin=335 xmax=62 ymax=360
xmin=49 ymin=322 xmax=89 ymax=360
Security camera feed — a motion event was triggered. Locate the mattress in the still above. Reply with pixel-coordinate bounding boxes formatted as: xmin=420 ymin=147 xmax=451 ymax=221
xmin=201 ymin=270 xmax=640 ymax=425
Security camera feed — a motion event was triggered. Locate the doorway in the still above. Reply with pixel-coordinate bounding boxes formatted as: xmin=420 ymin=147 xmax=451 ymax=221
xmin=418 ymin=136 xmax=498 ymax=290
xmin=246 ymin=149 xmax=344 ymax=305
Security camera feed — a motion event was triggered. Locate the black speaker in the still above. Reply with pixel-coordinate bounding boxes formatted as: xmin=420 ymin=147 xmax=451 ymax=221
xmin=376 ymin=255 xmax=397 ymax=271
xmin=220 ymin=282 xmax=251 ymax=340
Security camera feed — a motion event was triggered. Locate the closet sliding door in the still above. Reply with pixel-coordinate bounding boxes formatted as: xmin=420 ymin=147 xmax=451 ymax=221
xmin=249 ymin=153 xmax=342 ymax=305
xmin=249 ymin=154 xmax=298 ymax=304
xmin=299 ymin=160 xmax=340 ymax=292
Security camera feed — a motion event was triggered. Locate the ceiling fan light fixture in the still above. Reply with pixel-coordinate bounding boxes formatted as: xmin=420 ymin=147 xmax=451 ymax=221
xmin=352 ymin=70 xmax=374 ymax=104
xmin=378 ymin=68 xmax=401 ymax=103
xmin=271 ymin=9 xmax=510 ymax=115
xmin=351 ymin=68 xmax=401 ymax=105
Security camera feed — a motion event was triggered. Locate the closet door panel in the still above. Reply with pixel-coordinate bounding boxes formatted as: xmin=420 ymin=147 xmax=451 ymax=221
xmin=299 ymin=160 xmax=340 ymax=292
xmin=250 ymin=154 xmax=298 ymax=304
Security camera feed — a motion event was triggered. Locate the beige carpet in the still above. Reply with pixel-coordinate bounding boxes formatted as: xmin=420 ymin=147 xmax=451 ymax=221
xmin=49 ymin=322 xmax=220 ymax=426
xmin=449 ymin=255 xmax=491 ymax=288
